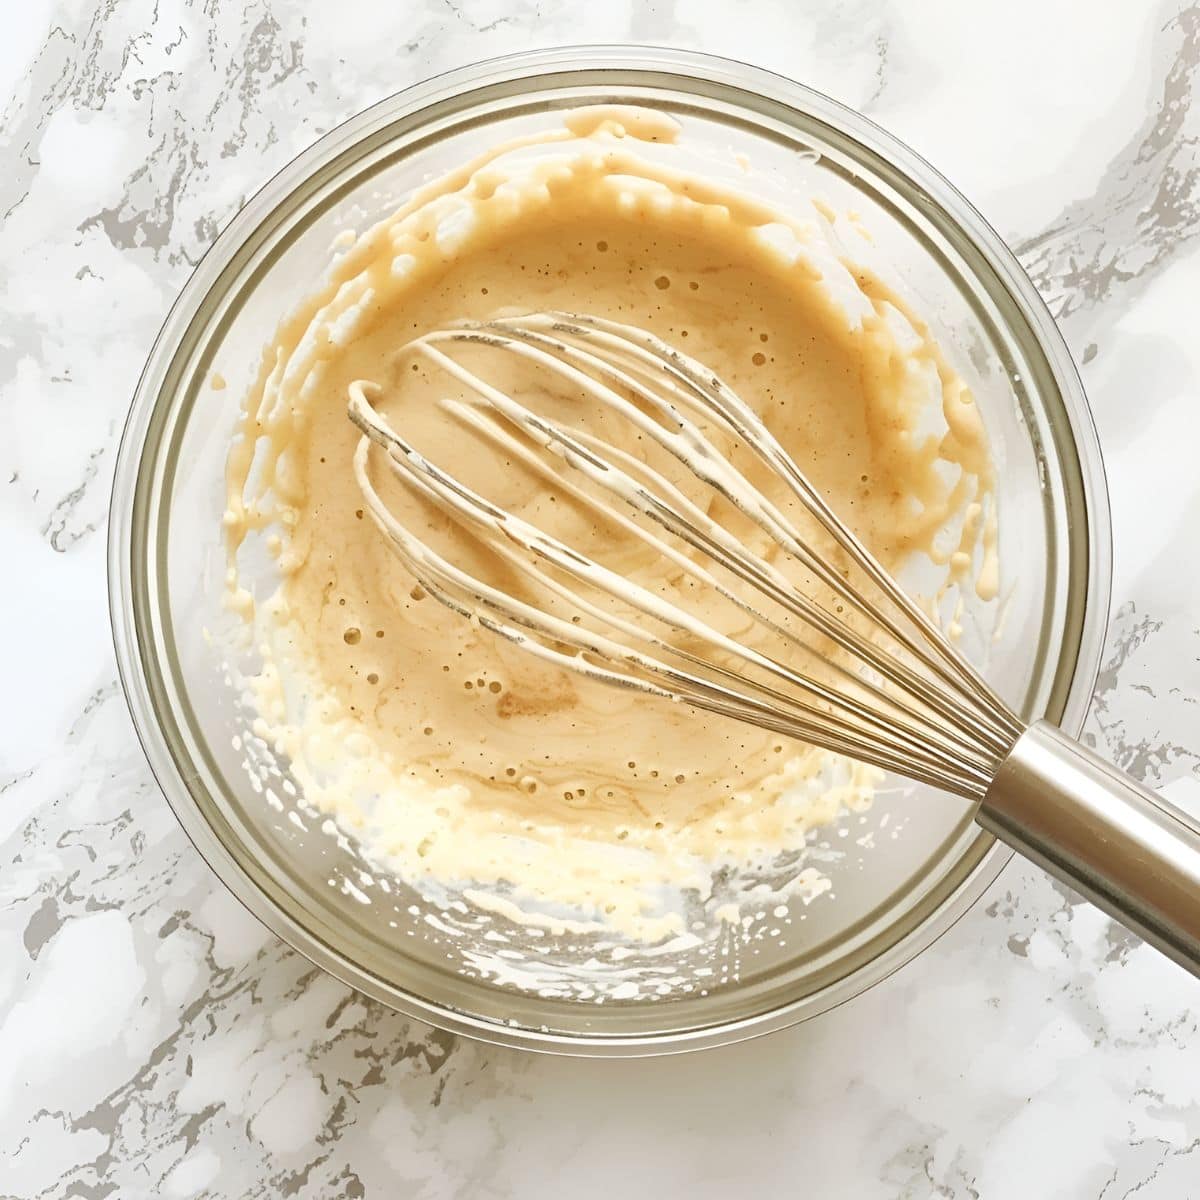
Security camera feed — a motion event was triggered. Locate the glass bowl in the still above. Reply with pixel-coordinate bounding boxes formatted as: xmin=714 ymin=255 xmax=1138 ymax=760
xmin=109 ymin=47 xmax=1110 ymax=1055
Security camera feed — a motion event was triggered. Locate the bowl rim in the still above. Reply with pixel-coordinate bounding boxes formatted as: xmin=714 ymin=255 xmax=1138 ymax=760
xmin=108 ymin=44 xmax=1112 ymax=1056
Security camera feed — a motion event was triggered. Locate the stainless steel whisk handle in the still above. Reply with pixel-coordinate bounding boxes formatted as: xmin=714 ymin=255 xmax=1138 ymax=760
xmin=978 ymin=721 xmax=1200 ymax=976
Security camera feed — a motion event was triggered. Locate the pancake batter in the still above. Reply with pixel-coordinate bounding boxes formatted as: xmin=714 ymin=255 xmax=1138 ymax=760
xmin=223 ymin=107 xmax=997 ymax=940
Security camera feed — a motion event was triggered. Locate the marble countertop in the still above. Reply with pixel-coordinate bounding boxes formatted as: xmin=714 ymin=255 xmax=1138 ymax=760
xmin=4 ymin=1 xmax=1200 ymax=1196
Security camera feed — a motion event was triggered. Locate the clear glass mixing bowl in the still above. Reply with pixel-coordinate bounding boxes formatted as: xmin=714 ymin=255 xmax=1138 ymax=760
xmin=109 ymin=47 xmax=1110 ymax=1055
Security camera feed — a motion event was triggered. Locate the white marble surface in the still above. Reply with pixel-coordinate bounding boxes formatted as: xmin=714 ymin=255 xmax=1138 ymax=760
xmin=3 ymin=1 xmax=1200 ymax=1196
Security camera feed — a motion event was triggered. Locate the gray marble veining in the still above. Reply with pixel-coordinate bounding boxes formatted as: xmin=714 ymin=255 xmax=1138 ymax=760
xmin=3 ymin=2 xmax=1200 ymax=1197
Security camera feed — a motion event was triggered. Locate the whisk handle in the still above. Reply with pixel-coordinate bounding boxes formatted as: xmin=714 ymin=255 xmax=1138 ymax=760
xmin=979 ymin=720 xmax=1200 ymax=977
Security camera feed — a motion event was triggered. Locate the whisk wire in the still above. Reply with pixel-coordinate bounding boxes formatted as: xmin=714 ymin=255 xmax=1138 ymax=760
xmin=348 ymin=313 xmax=1022 ymax=801
xmin=419 ymin=322 xmax=1017 ymax=758
xmin=351 ymin=388 xmax=991 ymax=792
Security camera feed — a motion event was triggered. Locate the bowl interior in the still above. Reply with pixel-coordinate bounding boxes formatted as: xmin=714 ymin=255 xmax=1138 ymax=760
xmin=121 ymin=54 xmax=1101 ymax=1051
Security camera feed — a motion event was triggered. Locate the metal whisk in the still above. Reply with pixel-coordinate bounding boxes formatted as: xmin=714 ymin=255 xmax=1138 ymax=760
xmin=348 ymin=312 xmax=1200 ymax=975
